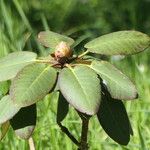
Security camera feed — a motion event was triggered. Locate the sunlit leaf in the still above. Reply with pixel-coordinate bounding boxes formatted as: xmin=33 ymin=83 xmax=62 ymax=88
xmin=0 ymin=95 xmax=20 ymax=124
xmin=90 ymin=61 xmax=137 ymax=100
xmin=10 ymin=63 xmax=57 ymax=107
xmin=56 ymin=91 xmax=69 ymax=123
xmin=0 ymin=121 xmax=10 ymax=141
xmin=0 ymin=51 xmax=37 ymax=81
xmin=85 ymin=31 xmax=150 ymax=55
xmin=97 ymin=84 xmax=131 ymax=145
xmin=10 ymin=104 xmax=36 ymax=139
xmin=38 ymin=31 xmax=74 ymax=48
xmin=58 ymin=65 xmax=101 ymax=115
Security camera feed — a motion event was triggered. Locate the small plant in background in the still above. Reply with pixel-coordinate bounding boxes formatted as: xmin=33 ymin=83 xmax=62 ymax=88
xmin=0 ymin=30 xmax=150 ymax=149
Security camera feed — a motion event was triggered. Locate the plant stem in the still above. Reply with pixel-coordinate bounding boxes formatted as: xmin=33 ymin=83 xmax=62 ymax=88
xmin=57 ymin=122 xmax=80 ymax=147
xmin=78 ymin=112 xmax=90 ymax=150
xmin=35 ymin=59 xmax=55 ymax=64
xmin=28 ymin=137 xmax=35 ymax=150
xmin=75 ymin=59 xmax=91 ymax=65
xmin=58 ymin=112 xmax=90 ymax=150
xmin=36 ymin=59 xmax=63 ymax=68
xmin=78 ymin=50 xmax=89 ymax=59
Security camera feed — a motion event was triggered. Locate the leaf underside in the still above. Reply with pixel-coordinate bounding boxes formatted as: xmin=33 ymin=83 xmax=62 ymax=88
xmin=58 ymin=65 xmax=101 ymax=115
xmin=90 ymin=60 xmax=137 ymax=100
xmin=10 ymin=63 xmax=57 ymax=107
xmin=97 ymin=83 xmax=132 ymax=145
xmin=0 ymin=95 xmax=20 ymax=124
xmin=0 ymin=51 xmax=37 ymax=81
xmin=10 ymin=104 xmax=36 ymax=139
xmin=85 ymin=30 xmax=150 ymax=55
xmin=56 ymin=91 xmax=69 ymax=123
xmin=38 ymin=30 xmax=74 ymax=48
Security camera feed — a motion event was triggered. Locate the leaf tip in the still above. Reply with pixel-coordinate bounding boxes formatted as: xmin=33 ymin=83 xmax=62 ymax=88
xmin=15 ymin=126 xmax=35 ymax=139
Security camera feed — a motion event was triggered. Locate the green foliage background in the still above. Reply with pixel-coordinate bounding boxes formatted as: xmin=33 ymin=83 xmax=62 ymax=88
xmin=0 ymin=0 xmax=150 ymax=149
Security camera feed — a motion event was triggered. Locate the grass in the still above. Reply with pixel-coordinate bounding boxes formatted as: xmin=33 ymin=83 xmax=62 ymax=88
xmin=0 ymin=0 xmax=150 ymax=149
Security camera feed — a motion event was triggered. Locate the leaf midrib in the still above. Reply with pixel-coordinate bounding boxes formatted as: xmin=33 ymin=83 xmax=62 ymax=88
xmin=90 ymin=65 xmax=131 ymax=94
xmin=19 ymin=66 xmax=51 ymax=101
xmin=69 ymin=67 xmax=90 ymax=106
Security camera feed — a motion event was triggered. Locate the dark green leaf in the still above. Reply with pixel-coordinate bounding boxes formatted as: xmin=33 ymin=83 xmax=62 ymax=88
xmin=129 ymin=120 xmax=133 ymax=136
xmin=85 ymin=31 xmax=150 ymax=55
xmin=10 ymin=63 xmax=57 ymax=107
xmin=0 ymin=81 xmax=9 ymax=95
xmin=0 ymin=51 xmax=37 ymax=81
xmin=97 ymin=83 xmax=131 ymax=145
xmin=91 ymin=61 xmax=137 ymax=100
xmin=0 ymin=121 xmax=10 ymax=141
xmin=38 ymin=31 xmax=74 ymax=48
xmin=58 ymin=65 xmax=101 ymax=115
xmin=10 ymin=104 xmax=36 ymax=139
xmin=56 ymin=91 xmax=69 ymax=123
xmin=0 ymin=95 xmax=20 ymax=124
xmin=0 ymin=81 xmax=9 ymax=99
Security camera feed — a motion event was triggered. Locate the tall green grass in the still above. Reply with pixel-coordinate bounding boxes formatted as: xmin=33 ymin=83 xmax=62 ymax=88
xmin=0 ymin=0 xmax=150 ymax=149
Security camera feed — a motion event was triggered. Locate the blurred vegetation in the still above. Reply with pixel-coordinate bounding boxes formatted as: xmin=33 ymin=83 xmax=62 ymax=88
xmin=0 ymin=0 xmax=150 ymax=149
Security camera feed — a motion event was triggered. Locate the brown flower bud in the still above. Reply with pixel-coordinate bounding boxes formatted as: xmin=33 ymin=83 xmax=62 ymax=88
xmin=54 ymin=41 xmax=72 ymax=61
